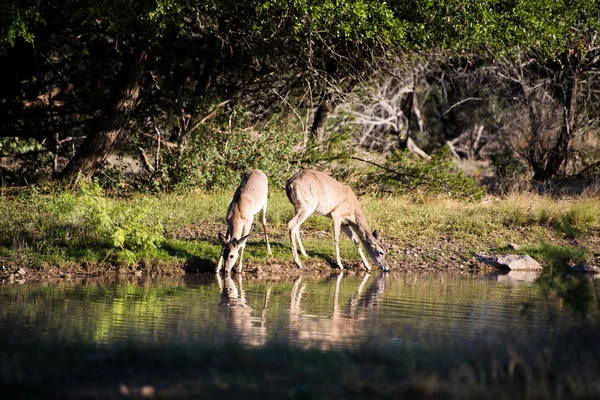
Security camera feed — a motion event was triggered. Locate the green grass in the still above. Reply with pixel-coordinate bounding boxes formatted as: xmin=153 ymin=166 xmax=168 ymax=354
xmin=524 ymin=243 xmax=591 ymax=273
xmin=0 ymin=188 xmax=599 ymax=272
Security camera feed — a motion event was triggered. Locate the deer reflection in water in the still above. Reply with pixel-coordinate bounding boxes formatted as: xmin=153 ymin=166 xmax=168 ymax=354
xmin=293 ymin=272 xmax=389 ymax=349
xmin=216 ymin=273 xmax=270 ymax=347
xmin=216 ymin=272 xmax=389 ymax=349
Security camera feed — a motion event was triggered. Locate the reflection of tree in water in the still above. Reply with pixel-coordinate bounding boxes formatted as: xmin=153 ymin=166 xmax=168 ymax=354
xmin=536 ymin=274 xmax=600 ymax=320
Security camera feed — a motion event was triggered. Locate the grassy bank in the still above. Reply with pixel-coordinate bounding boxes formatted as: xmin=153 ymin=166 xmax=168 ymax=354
xmin=1 ymin=183 xmax=599 ymax=278
xmin=2 ymin=322 xmax=600 ymax=399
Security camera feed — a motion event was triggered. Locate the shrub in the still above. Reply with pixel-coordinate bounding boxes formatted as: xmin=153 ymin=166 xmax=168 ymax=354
xmin=365 ymin=146 xmax=485 ymax=200
xmin=162 ymin=110 xmax=303 ymax=192
xmin=490 ymin=150 xmax=529 ymax=194
xmin=557 ymin=201 xmax=599 ymax=239
xmin=73 ymin=179 xmax=165 ymax=254
xmin=525 ymin=242 xmax=589 ymax=272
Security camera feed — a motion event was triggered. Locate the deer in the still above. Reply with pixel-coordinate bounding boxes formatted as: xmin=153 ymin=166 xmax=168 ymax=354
xmin=286 ymin=169 xmax=389 ymax=272
xmin=217 ymin=169 xmax=272 ymax=274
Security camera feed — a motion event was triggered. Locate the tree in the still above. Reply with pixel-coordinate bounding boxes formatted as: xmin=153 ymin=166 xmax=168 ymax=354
xmin=1 ymin=0 xmax=599 ymax=186
xmin=1 ymin=0 xmax=409 ymax=181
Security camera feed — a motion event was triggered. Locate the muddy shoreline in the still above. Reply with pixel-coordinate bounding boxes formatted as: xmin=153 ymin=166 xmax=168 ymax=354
xmin=3 ymin=227 xmax=598 ymax=284
xmin=0 ymin=247 xmax=490 ymax=284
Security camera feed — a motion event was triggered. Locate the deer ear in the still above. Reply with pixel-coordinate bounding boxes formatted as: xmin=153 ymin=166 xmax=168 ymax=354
xmin=372 ymin=230 xmax=380 ymax=240
xmin=218 ymin=232 xmax=228 ymax=246
xmin=238 ymin=234 xmax=250 ymax=246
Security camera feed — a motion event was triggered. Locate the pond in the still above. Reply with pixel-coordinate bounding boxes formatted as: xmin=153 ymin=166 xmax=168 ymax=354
xmin=1 ymin=271 xmax=599 ymax=350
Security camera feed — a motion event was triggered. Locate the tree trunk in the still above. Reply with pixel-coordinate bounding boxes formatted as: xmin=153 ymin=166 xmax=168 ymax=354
xmin=310 ymin=91 xmax=333 ymax=143
xmin=537 ymin=74 xmax=579 ymax=180
xmin=525 ymin=90 xmax=546 ymax=179
xmin=310 ymin=80 xmax=357 ymax=143
xmin=59 ymin=47 xmax=147 ymax=181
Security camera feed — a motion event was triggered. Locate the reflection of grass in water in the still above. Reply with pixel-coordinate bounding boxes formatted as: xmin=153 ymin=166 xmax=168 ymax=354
xmin=3 ymin=323 xmax=600 ymax=399
xmin=3 ymin=272 xmax=599 ymax=350
xmin=535 ymin=273 xmax=598 ymax=319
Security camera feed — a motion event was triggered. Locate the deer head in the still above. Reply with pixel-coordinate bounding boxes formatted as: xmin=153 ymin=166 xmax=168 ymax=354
xmin=218 ymin=232 xmax=249 ymax=274
xmin=364 ymin=230 xmax=390 ymax=272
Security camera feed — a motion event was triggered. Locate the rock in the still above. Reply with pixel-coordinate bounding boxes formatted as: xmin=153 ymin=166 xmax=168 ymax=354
xmin=16 ymin=268 xmax=27 ymax=276
xmin=476 ymin=254 xmax=542 ymax=271
xmin=570 ymin=264 xmax=600 ymax=273
xmin=507 ymin=243 xmax=521 ymax=251
xmin=134 ymin=270 xmax=143 ymax=277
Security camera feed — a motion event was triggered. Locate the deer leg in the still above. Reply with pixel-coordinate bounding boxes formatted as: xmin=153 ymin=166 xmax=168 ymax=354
xmin=287 ymin=206 xmax=315 ymax=268
xmin=296 ymin=230 xmax=308 ymax=257
xmin=260 ymin=205 xmax=272 ymax=255
xmin=237 ymin=223 xmax=252 ymax=273
xmin=288 ymin=213 xmax=307 ymax=258
xmin=216 ymin=252 xmax=224 ymax=273
xmin=288 ymin=225 xmax=301 ymax=268
xmin=342 ymin=225 xmax=372 ymax=272
xmin=333 ymin=219 xmax=344 ymax=269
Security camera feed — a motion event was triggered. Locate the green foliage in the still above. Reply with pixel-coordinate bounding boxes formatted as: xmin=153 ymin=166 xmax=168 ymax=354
xmin=525 ymin=242 xmax=589 ymax=272
xmin=558 ymin=201 xmax=600 ymax=239
xmin=162 ymin=111 xmax=303 ymax=192
xmin=0 ymin=0 xmax=40 ymax=45
xmin=490 ymin=150 xmax=529 ymax=194
xmin=0 ymin=178 xmax=165 ymax=266
xmin=368 ymin=146 xmax=485 ymax=200
xmin=392 ymin=0 xmax=600 ymax=58
xmin=73 ymin=179 xmax=165 ymax=254
xmin=255 ymin=0 xmax=406 ymax=45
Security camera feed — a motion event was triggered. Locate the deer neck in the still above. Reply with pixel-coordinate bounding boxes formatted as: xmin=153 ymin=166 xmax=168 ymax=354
xmin=227 ymin=207 xmax=246 ymax=240
xmin=349 ymin=209 xmax=373 ymax=244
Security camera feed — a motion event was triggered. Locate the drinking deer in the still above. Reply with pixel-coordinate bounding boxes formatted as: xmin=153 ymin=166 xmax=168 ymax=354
xmin=217 ymin=169 xmax=272 ymax=274
xmin=286 ymin=169 xmax=389 ymax=271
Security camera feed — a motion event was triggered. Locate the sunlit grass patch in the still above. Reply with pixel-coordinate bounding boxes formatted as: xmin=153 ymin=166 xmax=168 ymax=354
xmin=524 ymin=242 xmax=591 ymax=272
xmin=558 ymin=200 xmax=600 ymax=239
xmin=0 ymin=186 xmax=599 ymax=272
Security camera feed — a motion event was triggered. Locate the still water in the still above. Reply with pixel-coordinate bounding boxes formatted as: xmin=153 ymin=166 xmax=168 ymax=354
xmin=1 ymin=271 xmax=599 ymax=349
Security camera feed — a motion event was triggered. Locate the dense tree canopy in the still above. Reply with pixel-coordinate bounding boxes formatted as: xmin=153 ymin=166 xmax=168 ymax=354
xmin=1 ymin=1 xmax=599 ymax=187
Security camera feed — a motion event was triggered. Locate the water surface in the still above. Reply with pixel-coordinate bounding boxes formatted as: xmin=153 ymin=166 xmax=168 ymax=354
xmin=1 ymin=271 xmax=598 ymax=349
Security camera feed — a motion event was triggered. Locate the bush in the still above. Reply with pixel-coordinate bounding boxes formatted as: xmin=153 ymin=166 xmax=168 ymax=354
xmin=73 ymin=179 xmax=165 ymax=254
xmin=525 ymin=242 xmax=589 ymax=273
xmin=161 ymin=110 xmax=304 ymax=192
xmin=490 ymin=150 xmax=529 ymax=194
xmin=0 ymin=178 xmax=166 ymax=265
xmin=366 ymin=146 xmax=485 ymax=200
xmin=557 ymin=201 xmax=599 ymax=239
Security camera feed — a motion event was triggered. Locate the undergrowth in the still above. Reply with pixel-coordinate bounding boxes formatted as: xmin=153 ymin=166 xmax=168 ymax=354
xmin=0 ymin=183 xmax=598 ymax=271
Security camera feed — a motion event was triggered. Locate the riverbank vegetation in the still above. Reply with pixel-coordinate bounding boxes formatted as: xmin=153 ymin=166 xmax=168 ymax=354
xmin=1 ymin=1 xmax=600 ymax=277
xmin=1 ymin=180 xmax=598 ymax=278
